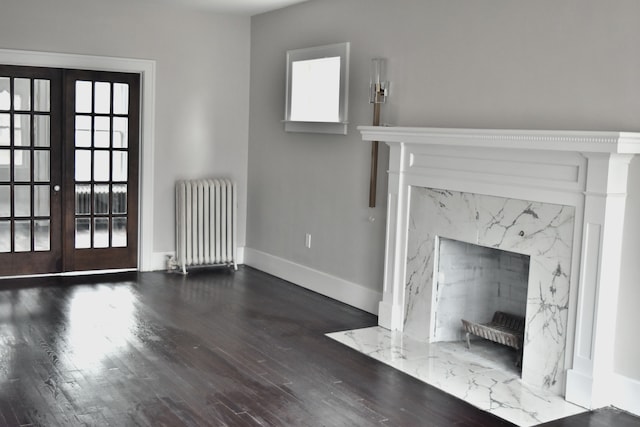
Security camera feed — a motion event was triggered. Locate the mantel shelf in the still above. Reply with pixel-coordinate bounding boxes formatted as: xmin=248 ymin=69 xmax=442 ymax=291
xmin=358 ymin=126 xmax=640 ymax=154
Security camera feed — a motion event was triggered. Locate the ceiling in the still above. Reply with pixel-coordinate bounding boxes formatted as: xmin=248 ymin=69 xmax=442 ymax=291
xmin=140 ymin=0 xmax=310 ymax=15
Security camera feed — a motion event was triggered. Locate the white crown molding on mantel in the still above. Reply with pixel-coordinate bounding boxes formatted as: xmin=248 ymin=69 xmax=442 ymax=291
xmin=359 ymin=126 xmax=640 ymax=154
xmin=358 ymin=125 xmax=640 ymax=411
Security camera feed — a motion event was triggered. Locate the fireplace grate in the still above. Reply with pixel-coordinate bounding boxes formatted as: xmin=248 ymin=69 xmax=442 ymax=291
xmin=461 ymin=311 xmax=525 ymax=367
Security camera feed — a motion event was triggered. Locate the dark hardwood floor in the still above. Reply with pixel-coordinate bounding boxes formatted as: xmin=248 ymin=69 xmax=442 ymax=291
xmin=0 ymin=266 xmax=637 ymax=426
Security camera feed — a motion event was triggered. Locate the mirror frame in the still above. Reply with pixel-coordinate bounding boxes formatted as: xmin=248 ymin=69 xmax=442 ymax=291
xmin=284 ymin=42 xmax=350 ymax=135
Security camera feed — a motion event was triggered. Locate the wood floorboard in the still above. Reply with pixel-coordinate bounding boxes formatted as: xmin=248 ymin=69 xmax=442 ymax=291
xmin=0 ymin=266 xmax=638 ymax=426
xmin=537 ymin=406 xmax=640 ymax=426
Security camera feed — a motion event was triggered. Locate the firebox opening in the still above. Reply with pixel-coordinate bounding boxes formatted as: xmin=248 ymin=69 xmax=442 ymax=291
xmin=433 ymin=237 xmax=531 ymax=369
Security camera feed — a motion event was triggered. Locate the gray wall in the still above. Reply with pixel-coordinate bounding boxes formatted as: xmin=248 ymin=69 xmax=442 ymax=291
xmin=0 ymin=0 xmax=251 ymax=258
xmin=248 ymin=0 xmax=640 ymax=380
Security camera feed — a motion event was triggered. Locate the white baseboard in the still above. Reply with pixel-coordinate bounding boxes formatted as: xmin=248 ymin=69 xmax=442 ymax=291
xmin=146 ymin=247 xmax=245 ymax=272
xmin=147 ymin=251 xmax=173 ymax=272
xmin=243 ymin=247 xmax=381 ymax=315
xmin=565 ymin=369 xmax=593 ymax=409
xmin=612 ymin=373 xmax=640 ymax=416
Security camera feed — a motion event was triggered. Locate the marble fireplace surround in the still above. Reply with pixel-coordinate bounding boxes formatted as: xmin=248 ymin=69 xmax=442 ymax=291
xmin=358 ymin=126 xmax=640 ymax=409
xmin=407 ymin=187 xmax=574 ymax=393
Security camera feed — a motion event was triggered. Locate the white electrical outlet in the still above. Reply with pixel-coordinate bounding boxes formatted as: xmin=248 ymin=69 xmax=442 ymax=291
xmin=305 ymin=233 xmax=312 ymax=248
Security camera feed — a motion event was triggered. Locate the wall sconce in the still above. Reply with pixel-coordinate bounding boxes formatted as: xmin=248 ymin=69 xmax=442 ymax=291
xmin=368 ymin=57 xmax=389 ymax=208
xmin=369 ymin=58 xmax=388 ymax=105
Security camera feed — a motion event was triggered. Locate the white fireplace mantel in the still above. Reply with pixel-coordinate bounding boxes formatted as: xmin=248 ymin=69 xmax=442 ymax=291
xmin=359 ymin=126 xmax=640 ymax=410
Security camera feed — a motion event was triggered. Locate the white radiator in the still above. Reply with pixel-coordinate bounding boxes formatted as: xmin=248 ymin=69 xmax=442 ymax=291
xmin=175 ymin=179 xmax=238 ymax=273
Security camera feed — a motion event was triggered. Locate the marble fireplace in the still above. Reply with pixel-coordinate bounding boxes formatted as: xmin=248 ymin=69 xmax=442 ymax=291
xmin=358 ymin=126 xmax=640 ymax=409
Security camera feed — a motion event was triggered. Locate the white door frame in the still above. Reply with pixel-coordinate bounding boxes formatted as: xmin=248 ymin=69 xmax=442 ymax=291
xmin=0 ymin=48 xmax=156 ymax=271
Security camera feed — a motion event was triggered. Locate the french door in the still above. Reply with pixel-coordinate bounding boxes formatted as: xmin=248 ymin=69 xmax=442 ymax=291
xmin=63 ymin=69 xmax=139 ymax=271
xmin=0 ymin=65 xmax=139 ymax=276
xmin=0 ymin=66 xmax=62 ymax=275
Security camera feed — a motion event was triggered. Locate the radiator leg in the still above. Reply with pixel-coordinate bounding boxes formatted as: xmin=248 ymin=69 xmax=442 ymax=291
xmin=465 ymin=332 xmax=471 ymax=349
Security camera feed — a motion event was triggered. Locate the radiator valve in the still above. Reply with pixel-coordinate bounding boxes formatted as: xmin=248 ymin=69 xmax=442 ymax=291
xmin=166 ymin=254 xmax=179 ymax=272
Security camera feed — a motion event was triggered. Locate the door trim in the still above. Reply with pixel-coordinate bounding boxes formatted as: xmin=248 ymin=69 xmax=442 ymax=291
xmin=0 ymin=48 xmax=156 ymax=271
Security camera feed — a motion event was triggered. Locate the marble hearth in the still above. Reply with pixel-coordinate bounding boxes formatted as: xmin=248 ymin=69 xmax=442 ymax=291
xmin=356 ymin=126 xmax=640 ymax=410
xmin=327 ymin=326 xmax=585 ymax=426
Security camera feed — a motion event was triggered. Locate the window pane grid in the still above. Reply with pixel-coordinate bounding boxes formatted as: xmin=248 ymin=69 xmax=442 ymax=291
xmin=0 ymin=75 xmax=52 ymax=254
xmin=74 ymin=79 xmax=130 ymax=249
xmin=74 ymin=182 xmax=128 ymax=248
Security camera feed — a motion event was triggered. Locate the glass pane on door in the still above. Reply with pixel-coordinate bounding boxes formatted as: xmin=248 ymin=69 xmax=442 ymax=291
xmin=14 ymin=220 xmax=31 ymax=252
xmin=0 ymin=185 xmax=9 ymax=217
xmin=0 ymin=220 xmax=9 ymax=252
xmin=34 ymin=219 xmax=50 ymax=251
xmin=34 ymin=115 xmax=50 ymax=147
xmin=34 ymin=79 xmax=50 ymax=112
xmin=14 ymin=79 xmax=31 ymax=111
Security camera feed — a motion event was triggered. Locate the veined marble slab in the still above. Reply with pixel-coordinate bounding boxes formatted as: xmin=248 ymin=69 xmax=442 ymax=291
xmin=327 ymin=326 xmax=586 ymax=427
xmin=406 ymin=188 xmax=575 ymax=394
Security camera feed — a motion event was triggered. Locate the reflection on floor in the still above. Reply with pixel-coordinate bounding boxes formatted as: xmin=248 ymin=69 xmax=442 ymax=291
xmin=326 ymin=326 xmax=587 ymax=427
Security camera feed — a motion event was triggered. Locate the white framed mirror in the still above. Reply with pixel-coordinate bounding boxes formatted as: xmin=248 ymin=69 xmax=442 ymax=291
xmin=284 ymin=42 xmax=350 ymax=135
